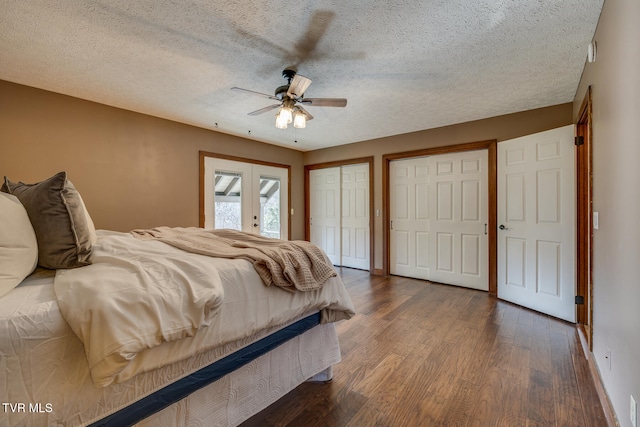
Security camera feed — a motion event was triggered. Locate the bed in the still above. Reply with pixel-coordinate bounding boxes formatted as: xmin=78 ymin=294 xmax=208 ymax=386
xmin=0 ymin=172 xmax=355 ymax=427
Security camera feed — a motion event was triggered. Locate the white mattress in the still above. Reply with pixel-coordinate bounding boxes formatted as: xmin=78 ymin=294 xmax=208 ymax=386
xmin=0 ymin=232 xmax=353 ymax=427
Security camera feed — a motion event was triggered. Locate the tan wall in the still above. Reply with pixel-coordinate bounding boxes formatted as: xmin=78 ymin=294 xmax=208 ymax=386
xmin=304 ymin=103 xmax=573 ymax=270
xmin=573 ymin=0 xmax=640 ymax=424
xmin=0 ymin=80 xmax=306 ymax=239
xmin=0 ymin=79 xmax=573 ymax=272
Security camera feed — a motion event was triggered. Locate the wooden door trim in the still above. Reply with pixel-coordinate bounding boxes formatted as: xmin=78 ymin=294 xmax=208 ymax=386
xmin=199 ymin=151 xmax=292 ymax=240
xmin=382 ymin=140 xmax=497 ymax=295
xmin=576 ymin=86 xmax=593 ymax=347
xmin=304 ymin=157 xmax=375 ymax=273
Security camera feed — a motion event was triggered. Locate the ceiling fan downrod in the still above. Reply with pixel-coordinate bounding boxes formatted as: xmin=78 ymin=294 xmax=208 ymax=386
xmin=282 ymin=67 xmax=297 ymax=84
xmin=275 ymin=68 xmax=297 ymax=100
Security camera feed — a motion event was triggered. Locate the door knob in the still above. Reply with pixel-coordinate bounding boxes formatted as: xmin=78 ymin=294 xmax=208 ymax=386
xmin=499 ymin=224 xmax=508 ymax=230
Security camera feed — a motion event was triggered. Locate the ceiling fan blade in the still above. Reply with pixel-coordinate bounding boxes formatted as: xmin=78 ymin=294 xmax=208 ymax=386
xmin=300 ymin=98 xmax=347 ymax=107
xmin=287 ymin=74 xmax=312 ymax=98
xmin=291 ymin=11 xmax=335 ymax=66
xmin=297 ymin=106 xmax=314 ymax=121
xmin=231 ymin=87 xmax=278 ymax=100
xmin=247 ymin=104 xmax=281 ymax=116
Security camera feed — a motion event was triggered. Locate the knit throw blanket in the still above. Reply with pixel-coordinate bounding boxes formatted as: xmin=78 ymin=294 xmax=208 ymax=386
xmin=131 ymin=227 xmax=337 ymax=292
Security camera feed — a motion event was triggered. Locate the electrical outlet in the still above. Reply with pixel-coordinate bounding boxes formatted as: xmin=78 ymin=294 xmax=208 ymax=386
xmin=631 ymin=395 xmax=637 ymax=427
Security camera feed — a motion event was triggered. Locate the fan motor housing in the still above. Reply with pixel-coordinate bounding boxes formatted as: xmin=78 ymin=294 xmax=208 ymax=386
xmin=274 ymin=85 xmax=289 ymax=100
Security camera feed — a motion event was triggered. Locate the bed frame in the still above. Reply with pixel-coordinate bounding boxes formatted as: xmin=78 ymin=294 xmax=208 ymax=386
xmin=92 ymin=313 xmax=330 ymax=426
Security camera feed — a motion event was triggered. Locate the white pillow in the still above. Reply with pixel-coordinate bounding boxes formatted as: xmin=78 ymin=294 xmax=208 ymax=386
xmin=0 ymin=192 xmax=38 ymax=298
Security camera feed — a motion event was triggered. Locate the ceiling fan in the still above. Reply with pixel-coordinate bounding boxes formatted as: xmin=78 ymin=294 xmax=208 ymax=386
xmin=231 ymin=68 xmax=347 ymax=129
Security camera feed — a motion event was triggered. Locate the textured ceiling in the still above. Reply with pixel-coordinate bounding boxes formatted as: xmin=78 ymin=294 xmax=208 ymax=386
xmin=0 ymin=1 xmax=603 ymax=151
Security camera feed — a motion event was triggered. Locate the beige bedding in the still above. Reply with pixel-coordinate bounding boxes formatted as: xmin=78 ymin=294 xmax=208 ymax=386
xmin=54 ymin=232 xmax=226 ymax=387
xmin=52 ymin=230 xmax=354 ymax=388
xmin=131 ymin=227 xmax=337 ymax=292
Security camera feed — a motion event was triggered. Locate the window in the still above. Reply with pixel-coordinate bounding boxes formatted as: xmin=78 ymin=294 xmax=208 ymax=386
xmin=214 ymin=171 xmax=242 ymax=231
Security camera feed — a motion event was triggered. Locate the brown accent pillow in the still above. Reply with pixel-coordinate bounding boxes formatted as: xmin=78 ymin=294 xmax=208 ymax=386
xmin=1 ymin=172 xmax=93 ymax=269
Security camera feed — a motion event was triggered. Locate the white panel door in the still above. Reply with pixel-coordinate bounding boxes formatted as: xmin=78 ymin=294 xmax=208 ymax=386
xmin=309 ymin=167 xmax=341 ymax=265
xmin=429 ymin=150 xmax=488 ymax=290
xmin=390 ymin=157 xmax=431 ymax=279
xmin=497 ymin=125 xmax=576 ymax=322
xmin=341 ymin=164 xmax=370 ymax=270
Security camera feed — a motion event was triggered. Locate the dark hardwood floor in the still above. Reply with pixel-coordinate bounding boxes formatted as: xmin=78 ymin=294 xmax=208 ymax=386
xmin=241 ymin=268 xmax=607 ymax=426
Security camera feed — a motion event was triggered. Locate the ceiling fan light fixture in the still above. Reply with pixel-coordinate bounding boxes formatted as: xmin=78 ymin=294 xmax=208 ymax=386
xmin=276 ymin=107 xmax=292 ymax=126
xmin=281 ymin=106 xmax=293 ymax=124
xmin=275 ymin=100 xmax=295 ymax=129
xmin=275 ymin=110 xmax=288 ymax=129
xmin=293 ymin=108 xmax=306 ymax=128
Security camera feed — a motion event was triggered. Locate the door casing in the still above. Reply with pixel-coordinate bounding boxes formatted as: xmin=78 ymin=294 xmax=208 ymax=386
xmin=576 ymin=86 xmax=594 ymax=347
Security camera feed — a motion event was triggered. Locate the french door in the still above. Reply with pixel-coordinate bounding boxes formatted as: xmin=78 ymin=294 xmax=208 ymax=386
xmin=203 ymin=157 xmax=288 ymax=239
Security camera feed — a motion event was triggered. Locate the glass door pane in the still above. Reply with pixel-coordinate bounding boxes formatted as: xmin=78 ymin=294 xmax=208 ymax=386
xmin=214 ymin=170 xmax=242 ymax=230
xmin=259 ymin=176 xmax=281 ymax=239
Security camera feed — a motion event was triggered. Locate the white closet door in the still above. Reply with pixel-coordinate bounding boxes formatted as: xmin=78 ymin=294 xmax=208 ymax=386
xmin=309 ymin=167 xmax=341 ymax=265
xmin=389 ymin=151 xmax=488 ymax=290
xmin=429 ymin=150 xmax=488 ymax=290
xmin=341 ymin=164 xmax=370 ymax=270
xmin=497 ymin=125 xmax=575 ymax=322
xmin=390 ymin=157 xmax=431 ymax=279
